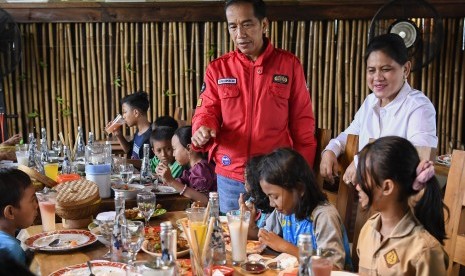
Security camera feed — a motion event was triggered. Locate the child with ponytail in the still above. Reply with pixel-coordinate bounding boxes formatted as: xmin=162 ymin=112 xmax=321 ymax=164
xmin=355 ymin=136 xmax=448 ymax=275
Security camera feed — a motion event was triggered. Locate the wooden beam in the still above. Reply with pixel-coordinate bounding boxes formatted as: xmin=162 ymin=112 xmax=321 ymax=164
xmin=1 ymin=1 xmax=465 ymax=23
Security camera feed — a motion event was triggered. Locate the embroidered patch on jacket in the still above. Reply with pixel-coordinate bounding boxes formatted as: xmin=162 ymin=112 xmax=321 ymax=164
xmin=218 ymin=78 xmax=237 ymax=85
xmin=384 ymin=249 xmax=400 ymax=268
xmin=200 ymin=82 xmax=206 ymax=93
xmin=196 ymin=98 xmax=203 ymax=107
xmin=221 ymin=155 xmax=231 ymax=166
xmin=273 ymin=74 xmax=289 ymax=84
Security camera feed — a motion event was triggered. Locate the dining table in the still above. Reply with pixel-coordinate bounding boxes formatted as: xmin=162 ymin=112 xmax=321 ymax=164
xmin=21 ymin=211 xmax=288 ymax=276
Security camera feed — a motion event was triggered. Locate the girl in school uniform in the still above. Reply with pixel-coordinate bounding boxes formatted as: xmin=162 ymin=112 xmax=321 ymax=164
xmin=356 ymin=136 xmax=448 ymax=275
xmin=257 ymin=148 xmax=353 ymax=271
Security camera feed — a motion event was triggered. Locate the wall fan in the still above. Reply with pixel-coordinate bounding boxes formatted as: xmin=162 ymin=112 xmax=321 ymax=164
xmin=0 ymin=8 xmax=22 ymax=142
xmin=368 ymin=0 xmax=443 ymax=72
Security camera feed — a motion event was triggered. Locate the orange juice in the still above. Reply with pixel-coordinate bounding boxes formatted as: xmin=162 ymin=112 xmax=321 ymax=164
xmin=44 ymin=163 xmax=59 ymax=181
xmin=189 ymin=221 xmax=207 ymax=250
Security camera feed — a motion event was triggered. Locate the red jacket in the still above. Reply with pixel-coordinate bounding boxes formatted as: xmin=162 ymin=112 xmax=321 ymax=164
xmin=192 ymin=40 xmax=316 ymax=182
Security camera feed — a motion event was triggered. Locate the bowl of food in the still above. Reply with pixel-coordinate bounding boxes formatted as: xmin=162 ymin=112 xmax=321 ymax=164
xmin=141 ymin=226 xmax=190 ymax=257
xmin=111 ymin=183 xmax=145 ymax=199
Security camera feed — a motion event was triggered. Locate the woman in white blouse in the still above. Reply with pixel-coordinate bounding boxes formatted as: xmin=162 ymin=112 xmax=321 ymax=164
xmin=320 ymin=33 xmax=437 ymax=185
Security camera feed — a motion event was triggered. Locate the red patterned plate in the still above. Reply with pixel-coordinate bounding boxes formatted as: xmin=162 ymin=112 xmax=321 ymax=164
xmin=24 ymin=229 xmax=97 ymax=252
xmin=49 ymin=261 xmax=127 ymax=276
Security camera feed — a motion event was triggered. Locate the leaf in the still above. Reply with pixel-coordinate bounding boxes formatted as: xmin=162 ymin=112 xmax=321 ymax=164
xmin=207 ymin=45 xmax=216 ymax=58
xmin=62 ymin=106 xmax=72 ymax=117
xmin=125 ymin=62 xmax=136 ymax=73
xmin=27 ymin=110 xmax=39 ymax=118
xmin=18 ymin=74 xmax=27 ymax=82
xmin=39 ymin=60 xmax=48 ymax=68
xmin=164 ymin=90 xmax=177 ymax=97
xmin=56 ymin=96 xmax=64 ymax=105
xmin=114 ymin=76 xmax=123 ymax=87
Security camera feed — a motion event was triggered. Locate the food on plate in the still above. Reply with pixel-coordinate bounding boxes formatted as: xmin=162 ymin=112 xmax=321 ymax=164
xmin=124 ymin=208 xmax=140 ymax=219
xmin=226 ymin=240 xmax=265 ymax=254
xmin=144 ymin=227 xmax=189 ymax=254
xmin=111 ymin=184 xmax=138 ymax=191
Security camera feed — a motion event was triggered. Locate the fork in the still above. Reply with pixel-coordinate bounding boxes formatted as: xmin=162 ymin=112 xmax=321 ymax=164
xmin=87 ymin=261 xmax=95 ymax=276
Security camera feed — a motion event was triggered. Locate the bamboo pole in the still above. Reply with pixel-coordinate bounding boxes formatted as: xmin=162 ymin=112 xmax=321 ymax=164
xmin=95 ymin=23 xmax=103 ymax=139
xmin=64 ymin=23 xmax=73 ymax=147
xmin=155 ymin=23 xmax=161 ymax=117
xmin=179 ymin=22 xmax=186 ymax=116
xmin=161 ymin=22 xmax=167 ymax=115
xmin=450 ymin=19 xmax=461 ymax=150
xmin=168 ymin=22 xmax=174 ymax=117
xmin=195 ymin=23 xmax=201 ymax=99
xmin=102 ymin=23 xmax=108 ymax=139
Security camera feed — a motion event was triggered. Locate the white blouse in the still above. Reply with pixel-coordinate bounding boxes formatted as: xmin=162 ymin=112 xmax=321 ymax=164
xmin=325 ymin=82 xmax=438 ymax=157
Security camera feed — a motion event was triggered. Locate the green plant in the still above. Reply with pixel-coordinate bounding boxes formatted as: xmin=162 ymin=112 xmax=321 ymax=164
xmin=114 ymin=75 xmax=124 ymax=87
xmin=164 ymin=89 xmax=176 ymax=97
xmin=27 ymin=110 xmax=39 ymax=118
xmin=125 ymin=62 xmax=136 ymax=73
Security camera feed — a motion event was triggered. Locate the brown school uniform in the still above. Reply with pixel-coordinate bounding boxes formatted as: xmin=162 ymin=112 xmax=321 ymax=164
xmin=357 ymin=211 xmax=448 ymax=276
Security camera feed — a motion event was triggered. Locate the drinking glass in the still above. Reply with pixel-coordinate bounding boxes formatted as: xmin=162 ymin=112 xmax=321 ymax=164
xmin=226 ymin=209 xmax=251 ymax=265
xmin=44 ymin=162 xmax=59 ymax=181
xmin=185 ymin=207 xmax=208 ymax=259
xmin=36 ymin=190 xmax=57 ymax=232
xmin=310 ymin=255 xmax=332 ymax=276
xmin=121 ymin=220 xmax=145 ymax=264
xmin=137 ymin=192 xmax=156 ymax=227
xmin=93 ymin=219 xmax=114 ymax=259
xmin=15 ymin=144 xmax=29 ymax=166
xmin=52 ymin=141 xmax=62 ymax=157
xmin=106 ymin=114 xmax=125 ymax=134
xmin=120 ymin=164 xmax=134 ymax=183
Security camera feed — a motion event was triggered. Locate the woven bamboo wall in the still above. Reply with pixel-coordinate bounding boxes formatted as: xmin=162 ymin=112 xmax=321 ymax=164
xmin=2 ymin=18 xmax=464 ymax=154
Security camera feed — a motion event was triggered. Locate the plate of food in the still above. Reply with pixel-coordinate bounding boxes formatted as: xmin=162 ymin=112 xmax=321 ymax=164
xmin=124 ymin=207 xmax=167 ymax=220
xmin=24 ymin=229 xmax=97 ymax=252
xmin=226 ymin=240 xmax=266 ymax=255
xmin=111 ymin=183 xmax=145 ymax=200
xmin=49 ymin=260 xmax=127 ymax=276
xmin=436 ymin=154 xmax=452 ymax=166
xmin=152 ymin=185 xmax=177 ymax=195
xmin=141 ymin=226 xmax=190 ymax=257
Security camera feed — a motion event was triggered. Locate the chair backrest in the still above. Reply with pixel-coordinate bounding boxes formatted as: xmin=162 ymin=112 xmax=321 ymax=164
xmin=444 ymin=149 xmax=465 ymax=275
xmin=313 ymin=128 xmax=332 ymax=189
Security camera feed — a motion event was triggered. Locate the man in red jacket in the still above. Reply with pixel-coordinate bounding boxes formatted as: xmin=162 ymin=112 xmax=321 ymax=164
xmin=191 ymin=0 xmax=317 ymax=213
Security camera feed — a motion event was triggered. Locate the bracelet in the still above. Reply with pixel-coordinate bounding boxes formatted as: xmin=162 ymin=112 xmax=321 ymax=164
xmin=180 ymin=184 xmax=188 ymax=195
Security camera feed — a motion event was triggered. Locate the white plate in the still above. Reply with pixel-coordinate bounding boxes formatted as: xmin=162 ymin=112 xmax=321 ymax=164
xmin=219 ymin=216 xmax=228 ymax=223
xmin=154 ymin=185 xmax=177 ymax=195
xmin=24 ymin=229 xmax=97 ymax=251
xmin=436 ymin=154 xmax=451 ymax=166
xmin=49 ymin=261 xmax=127 ymax=276
xmin=331 ymin=271 xmax=358 ymax=276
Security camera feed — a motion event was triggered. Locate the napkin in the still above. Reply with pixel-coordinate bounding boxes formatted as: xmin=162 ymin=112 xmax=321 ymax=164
xmin=247 ymin=253 xmax=298 ymax=270
xmin=212 ymin=269 xmax=225 ymax=276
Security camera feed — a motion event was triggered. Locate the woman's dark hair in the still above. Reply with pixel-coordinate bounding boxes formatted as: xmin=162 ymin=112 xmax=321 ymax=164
xmin=121 ymin=91 xmax=150 ymax=113
xmin=150 ymin=126 xmax=176 ymax=144
xmin=356 ymin=136 xmax=448 ymax=244
xmin=154 ymin=115 xmax=178 ymax=130
xmin=365 ymin=33 xmax=408 ymax=66
xmin=0 ymin=169 xmax=32 ymax=218
xmin=245 ymin=155 xmax=273 ymax=213
xmin=225 ymin=0 xmax=266 ymax=21
xmin=174 ymin=126 xmax=192 ymax=149
xmin=258 ymin=148 xmax=327 ymax=220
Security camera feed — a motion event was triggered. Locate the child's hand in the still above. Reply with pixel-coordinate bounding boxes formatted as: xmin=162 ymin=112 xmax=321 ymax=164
xmin=238 ymin=193 xmax=258 ymax=229
xmin=155 ymin=163 xmax=174 ymax=183
xmin=258 ymin=229 xmax=289 ymax=253
xmin=2 ymin=133 xmax=22 ymax=146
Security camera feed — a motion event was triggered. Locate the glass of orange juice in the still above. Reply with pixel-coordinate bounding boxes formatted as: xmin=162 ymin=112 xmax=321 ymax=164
xmin=186 ymin=207 xmax=208 ymax=251
xmin=44 ymin=162 xmax=59 ymax=181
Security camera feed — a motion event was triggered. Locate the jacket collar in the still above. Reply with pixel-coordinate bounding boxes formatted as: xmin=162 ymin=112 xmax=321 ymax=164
xmin=236 ymin=37 xmax=273 ymax=66
xmin=371 ymin=82 xmax=413 ymax=115
xmin=370 ymin=209 xmax=418 ymax=239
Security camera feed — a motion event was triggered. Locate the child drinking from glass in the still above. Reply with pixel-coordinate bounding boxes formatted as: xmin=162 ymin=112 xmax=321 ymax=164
xmin=155 ymin=126 xmax=216 ymax=206
xmin=355 ymin=136 xmax=448 ymax=275
xmin=257 ymin=148 xmax=352 ymax=270
xmin=150 ymin=126 xmax=184 ymax=179
xmin=239 ymin=155 xmax=274 ymax=239
xmin=107 ymin=91 xmax=153 ymax=159
xmin=0 ymin=169 xmax=38 ymax=266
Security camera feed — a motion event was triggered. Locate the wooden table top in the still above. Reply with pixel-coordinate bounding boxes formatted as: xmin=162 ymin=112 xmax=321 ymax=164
xmin=23 ymin=211 xmax=285 ymax=276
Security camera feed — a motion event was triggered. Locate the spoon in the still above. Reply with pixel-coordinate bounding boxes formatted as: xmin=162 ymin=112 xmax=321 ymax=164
xmin=87 ymin=261 xmax=95 ymax=276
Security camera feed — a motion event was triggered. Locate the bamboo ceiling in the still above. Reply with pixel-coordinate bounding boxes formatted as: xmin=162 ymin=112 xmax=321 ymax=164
xmin=2 ymin=18 xmax=464 ymax=154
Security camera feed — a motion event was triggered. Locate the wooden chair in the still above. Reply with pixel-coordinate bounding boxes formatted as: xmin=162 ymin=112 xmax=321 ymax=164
xmin=313 ymin=128 xmax=332 ymax=190
xmin=186 ymin=108 xmax=195 ymax=126
xmin=444 ymin=149 xmax=465 ymax=276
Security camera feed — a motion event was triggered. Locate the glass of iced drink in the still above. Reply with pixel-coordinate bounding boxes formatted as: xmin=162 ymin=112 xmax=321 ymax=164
xmin=226 ymin=209 xmax=251 ymax=265
xmin=105 ymin=114 xmax=124 ymax=134
xmin=185 ymin=207 xmax=208 ymax=251
xmin=310 ymin=255 xmax=333 ymax=276
xmin=36 ymin=190 xmax=57 ymax=232
xmin=15 ymin=144 xmax=29 ymax=166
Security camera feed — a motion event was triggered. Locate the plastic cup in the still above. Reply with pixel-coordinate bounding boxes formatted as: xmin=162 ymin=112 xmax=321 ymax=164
xmin=15 ymin=144 xmax=29 ymax=166
xmin=226 ymin=209 xmax=251 ymax=265
xmin=310 ymin=256 xmax=332 ymax=276
xmin=44 ymin=162 xmax=59 ymax=181
xmin=105 ymin=114 xmax=124 ymax=134
xmin=36 ymin=190 xmax=57 ymax=232
xmin=186 ymin=207 xmax=208 ymax=252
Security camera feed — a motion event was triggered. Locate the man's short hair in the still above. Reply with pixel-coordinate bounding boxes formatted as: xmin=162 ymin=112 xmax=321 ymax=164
xmin=150 ymin=126 xmax=176 ymax=145
xmin=225 ymin=0 xmax=266 ymax=20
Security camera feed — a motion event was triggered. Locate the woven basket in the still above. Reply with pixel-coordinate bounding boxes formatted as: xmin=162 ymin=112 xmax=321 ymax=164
xmin=56 ymin=198 xmax=101 ymax=220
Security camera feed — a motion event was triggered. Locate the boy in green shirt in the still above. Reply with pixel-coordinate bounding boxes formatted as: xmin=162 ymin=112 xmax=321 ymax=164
xmin=150 ymin=126 xmax=184 ymax=178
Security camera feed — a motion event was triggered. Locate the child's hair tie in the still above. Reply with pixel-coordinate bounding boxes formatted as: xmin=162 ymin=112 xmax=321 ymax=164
xmin=412 ymin=160 xmax=435 ymax=191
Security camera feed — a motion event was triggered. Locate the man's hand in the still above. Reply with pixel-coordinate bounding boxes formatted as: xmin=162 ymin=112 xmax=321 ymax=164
xmin=320 ymin=150 xmax=340 ymax=184
xmin=191 ymin=126 xmax=216 ymax=147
